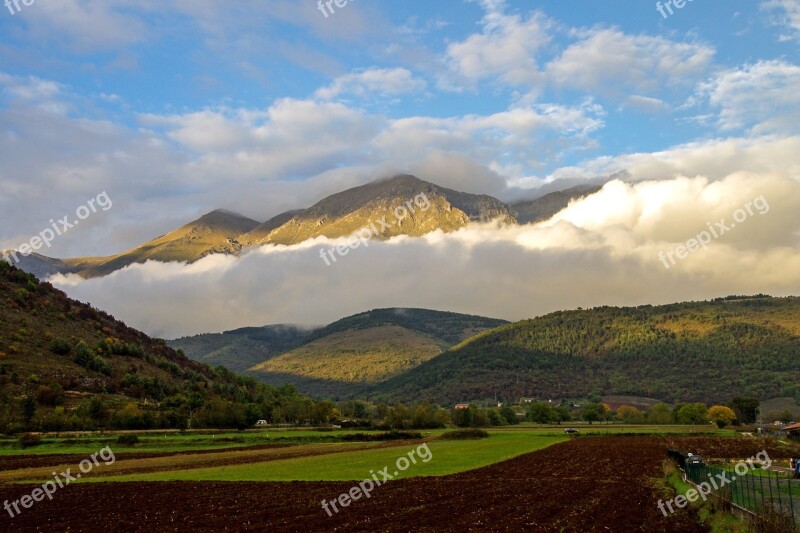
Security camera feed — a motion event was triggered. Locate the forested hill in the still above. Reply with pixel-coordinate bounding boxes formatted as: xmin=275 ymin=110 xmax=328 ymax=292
xmin=303 ymin=308 xmax=509 ymax=345
xmin=369 ymin=296 xmax=800 ymax=405
xmin=0 ymin=261 xmax=319 ymax=431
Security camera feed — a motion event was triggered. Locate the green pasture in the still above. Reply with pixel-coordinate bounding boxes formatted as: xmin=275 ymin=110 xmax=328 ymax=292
xmin=84 ymin=431 xmax=566 ymax=482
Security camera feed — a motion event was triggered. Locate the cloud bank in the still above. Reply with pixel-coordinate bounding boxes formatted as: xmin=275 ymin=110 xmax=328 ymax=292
xmin=52 ymin=171 xmax=800 ymax=338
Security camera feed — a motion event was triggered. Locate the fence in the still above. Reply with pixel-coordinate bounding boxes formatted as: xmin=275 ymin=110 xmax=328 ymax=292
xmin=669 ymin=449 xmax=799 ymax=526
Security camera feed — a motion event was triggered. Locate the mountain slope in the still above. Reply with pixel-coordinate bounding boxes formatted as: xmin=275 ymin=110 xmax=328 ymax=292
xmin=240 ymin=175 xmax=517 ymax=246
xmin=2 ymin=252 xmax=75 ymax=279
xmin=368 ymin=296 xmax=800 ymax=405
xmin=168 ymin=324 xmax=315 ymax=374
xmin=64 ymin=210 xmax=260 ymax=277
xmin=11 ymin=176 xmax=602 ymax=279
xmin=0 ymin=260 xmax=316 ymax=431
xmin=246 ymin=308 xmax=509 ymax=398
xmin=512 ymin=185 xmax=602 ymax=224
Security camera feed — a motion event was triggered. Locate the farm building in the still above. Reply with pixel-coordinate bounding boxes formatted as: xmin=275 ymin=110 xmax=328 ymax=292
xmin=786 ymin=422 xmax=800 ymax=438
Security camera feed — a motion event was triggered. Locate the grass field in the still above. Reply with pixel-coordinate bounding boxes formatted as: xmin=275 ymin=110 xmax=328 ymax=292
xmin=0 ymin=424 xmax=733 ymax=457
xmin=83 ymin=431 xmax=566 ymax=482
xmin=0 ymin=429 xmax=390 ymax=456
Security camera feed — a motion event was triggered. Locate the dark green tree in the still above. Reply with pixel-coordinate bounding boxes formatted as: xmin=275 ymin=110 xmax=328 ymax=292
xmin=528 ymin=402 xmax=554 ymax=424
xmin=730 ymin=397 xmax=759 ymax=424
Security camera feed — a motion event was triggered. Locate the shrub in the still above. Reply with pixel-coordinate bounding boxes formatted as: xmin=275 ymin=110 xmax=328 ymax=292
xmin=18 ymin=433 xmax=42 ymax=448
xmin=116 ymin=434 xmax=140 ymax=446
xmin=74 ymin=341 xmax=111 ymax=375
xmin=341 ymin=431 xmax=423 ymax=442
xmin=50 ymin=338 xmax=72 ymax=355
xmin=439 ymin=429 xmax=490 ymax=440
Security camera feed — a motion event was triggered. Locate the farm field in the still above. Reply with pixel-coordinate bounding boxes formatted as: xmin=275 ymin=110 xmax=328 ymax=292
xmin=2 ymin=429 xmax=798 ymax=531
xmin=0 ymin=435 xmax=778 ymax=532
xmin=0 ymin=428 xmax=388 ymax=456
xmin=84 ymin=432 xmax=566 ymax=482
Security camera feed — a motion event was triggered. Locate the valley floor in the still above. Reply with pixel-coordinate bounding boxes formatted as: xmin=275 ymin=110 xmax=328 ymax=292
xmin=4 ymin=434 xmax=790 ymax=532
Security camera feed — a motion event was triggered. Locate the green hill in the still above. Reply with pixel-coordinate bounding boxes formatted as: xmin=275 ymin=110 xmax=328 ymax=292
xmin=0 ymin=261 xmax=317 ymax=431
xmin=247 ymin=308 xmax=509 ymax=398
xmin=168 ymin=325 xmax=314 ymax=374
xmin=368 ymin=296 xmax=800 ymax=406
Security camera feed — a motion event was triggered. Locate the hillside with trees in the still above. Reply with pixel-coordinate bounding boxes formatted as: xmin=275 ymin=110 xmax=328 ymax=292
xmin=247 ymin=308 xmax=509 ymax=397
xmin=0 ymin=261 xmax=333 ymax=431
xmin=369 ymin=296 xmax=800 ymax=405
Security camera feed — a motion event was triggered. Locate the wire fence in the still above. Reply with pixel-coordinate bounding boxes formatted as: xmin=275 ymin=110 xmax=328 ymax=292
xmin=669 ymin=449 xmax=799 ymax=526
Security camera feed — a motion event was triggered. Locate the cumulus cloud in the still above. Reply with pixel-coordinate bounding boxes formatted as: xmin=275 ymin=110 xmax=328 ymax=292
xmin=441 ymin=1 xmax=551 ymax=90
xmin=762 ymin=0 xmax=800 ymax=41
xmin=315 ymin=68 xmax=428 ymax=100
xmin=51 ymin=172 xmax=800 ymax=338
xmin=546 ymin=29 xmax=715 ymax=98
xmin=531 ymin=135 xmax=800 ymax=186
xmin=699 ymin=60 xmax=800 ymax=134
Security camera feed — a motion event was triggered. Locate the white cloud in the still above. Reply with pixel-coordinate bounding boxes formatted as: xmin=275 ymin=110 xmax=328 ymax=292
xmin=22 ymin=0 xmax=149 ymax=51
xmin=51 ymin=172 xmax=800 ymax=338
xmin=762 ymin=0 xmax=800 ymax=41
xmin=441 ymin=1 xmax=551 ymax=90
xmin=531 ymin=136 xmax=800 ymax=187
xmin=699 ymin=60 xmax=800 ymax=134
xmin=315 ymin=68 xmax=427 ymax=100
xmin=546 ymin=29 xmax=714 ymax=98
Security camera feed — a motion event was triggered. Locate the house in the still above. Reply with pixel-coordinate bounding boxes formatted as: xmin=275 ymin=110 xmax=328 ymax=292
xmin=255 ymin=419 xmax=269 ymax=426
xmin=454 ymin=403 xmax=470 ymax=410
xmin=785 ymin=422 xmax=800 ymax=439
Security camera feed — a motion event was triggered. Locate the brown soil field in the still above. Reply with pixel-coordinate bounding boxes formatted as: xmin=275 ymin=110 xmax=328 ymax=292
xmin=0 ymin=436 xmax=734 ymax=532
xmin=662 ymin=435 xmax=796 ymax=459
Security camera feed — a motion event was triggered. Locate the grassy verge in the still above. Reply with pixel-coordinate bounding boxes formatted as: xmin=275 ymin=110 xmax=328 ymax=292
xmin=0 ymin=429 xmax=420 ymax=455
xmin=655 ymin=460 xmax=749 ymax=533
xmin=81 ymin=432 xmax=566 ymax=482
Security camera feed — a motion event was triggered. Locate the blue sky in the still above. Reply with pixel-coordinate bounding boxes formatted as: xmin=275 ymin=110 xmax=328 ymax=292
xmin=2 ymin=1 xmax=800 ymax=334
xmin=1 ymin=2 xmax=798 ymax=234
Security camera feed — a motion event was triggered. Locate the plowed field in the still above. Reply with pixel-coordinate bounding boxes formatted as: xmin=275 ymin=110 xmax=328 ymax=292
xmin=4 ymin=435 xmax=783 ymax=532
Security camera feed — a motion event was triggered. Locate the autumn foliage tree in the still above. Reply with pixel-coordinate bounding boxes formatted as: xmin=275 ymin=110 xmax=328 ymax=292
xmin=708 ymin=405 xmax=737 ymax=428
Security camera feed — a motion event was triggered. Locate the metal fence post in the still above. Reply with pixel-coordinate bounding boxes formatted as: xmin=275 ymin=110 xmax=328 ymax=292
xmin=767 ymin=469 xmax=775 ymax=510
xmin=742 ymin=468 xmax=753 ymax=509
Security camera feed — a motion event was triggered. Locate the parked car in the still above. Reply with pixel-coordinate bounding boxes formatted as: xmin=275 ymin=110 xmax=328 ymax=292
xmin=685 ymin=454 xmax=705 ymax=466
xmin=564 ymin=428 xmax=579 ymax=434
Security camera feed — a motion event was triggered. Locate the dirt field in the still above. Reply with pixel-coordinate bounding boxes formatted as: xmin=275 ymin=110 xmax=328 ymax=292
xmin=662 ymin=435 xmax=796 ymax=460
xmin=0 ymin=435 xmax=731 ymax=532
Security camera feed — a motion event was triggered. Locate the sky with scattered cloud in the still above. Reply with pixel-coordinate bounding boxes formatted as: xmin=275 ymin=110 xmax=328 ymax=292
xmin=2 ymin=0 xmax=800 ymax=336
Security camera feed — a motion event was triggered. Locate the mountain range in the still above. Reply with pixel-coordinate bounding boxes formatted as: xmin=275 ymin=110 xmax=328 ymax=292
xmin=3 ymin=253 xmax=799 ymax=409
xmin=173 ymin=296 xmax=800 ymax=406
xmin=7 ymin=175 xmax=598 ymax=279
